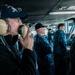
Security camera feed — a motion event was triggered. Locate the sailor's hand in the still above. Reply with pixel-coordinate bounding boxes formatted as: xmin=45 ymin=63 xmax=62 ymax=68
xmin=20 ymin=28 xmax=34 ymax=51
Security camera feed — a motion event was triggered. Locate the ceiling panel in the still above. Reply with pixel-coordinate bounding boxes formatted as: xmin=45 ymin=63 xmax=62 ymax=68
xmin=0 ymin=0 xmax=75 ymax=25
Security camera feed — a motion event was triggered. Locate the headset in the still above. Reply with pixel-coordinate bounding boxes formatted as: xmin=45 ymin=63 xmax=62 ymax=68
xmin=0 ymin=19 xmax=28 ymax=58
xmin=0 ymin=19 xmax=8 ymax=35
xmin=0 ymin=19 xmax=28 ymax=38
xmin=18 ymin=24 xmax=28 ymax=38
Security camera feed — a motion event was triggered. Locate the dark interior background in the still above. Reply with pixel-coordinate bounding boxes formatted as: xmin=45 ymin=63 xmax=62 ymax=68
xmin=0 ymin=0 xmax=75 ymax=28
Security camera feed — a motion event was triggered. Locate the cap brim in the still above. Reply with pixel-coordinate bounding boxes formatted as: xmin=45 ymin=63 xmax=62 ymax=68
xmin=9 ymin=11 xmax=28 ymax=19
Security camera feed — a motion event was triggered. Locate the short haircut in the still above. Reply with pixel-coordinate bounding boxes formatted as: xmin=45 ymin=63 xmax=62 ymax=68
xmin=58 ymin=23 xmax=65 ymax=29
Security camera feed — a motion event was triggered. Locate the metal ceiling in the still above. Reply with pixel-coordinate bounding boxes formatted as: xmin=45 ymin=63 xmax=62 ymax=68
xmin=0 ymin=0 xmax=75 ymax=26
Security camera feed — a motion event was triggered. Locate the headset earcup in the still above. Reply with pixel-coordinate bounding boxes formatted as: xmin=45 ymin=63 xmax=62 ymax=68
xmin=0 ymin=19 xmax=8 ymax=35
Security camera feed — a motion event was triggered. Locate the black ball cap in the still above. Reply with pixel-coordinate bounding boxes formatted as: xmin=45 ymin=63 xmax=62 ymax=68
xmin=1 ymin=4 xmax=28 ymax=19
xmin=35 ymin=23 xmax=45 ymax=30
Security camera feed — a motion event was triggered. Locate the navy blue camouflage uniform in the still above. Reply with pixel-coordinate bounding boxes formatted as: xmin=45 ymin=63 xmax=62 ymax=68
xmin=54 ymin=30 xmax=68 ymax=75
xmin=47 ymin=32 xmax=54 ymax=52
xmin=69 ymin=37 xmax=75 ymax=75
xmin=34 ymin=34 xmax=54 ymax=75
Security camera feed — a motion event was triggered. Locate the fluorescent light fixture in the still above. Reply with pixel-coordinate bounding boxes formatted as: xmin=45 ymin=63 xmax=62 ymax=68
xmin=49 ymin=11 xmax=75 ymax=15
xmin=67 ymin=6 xmax=75 ymax=10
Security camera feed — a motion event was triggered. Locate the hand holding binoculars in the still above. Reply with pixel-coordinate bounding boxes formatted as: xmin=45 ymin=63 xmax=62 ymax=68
xmin=0 ymin=19 xmax=28 ymax=38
